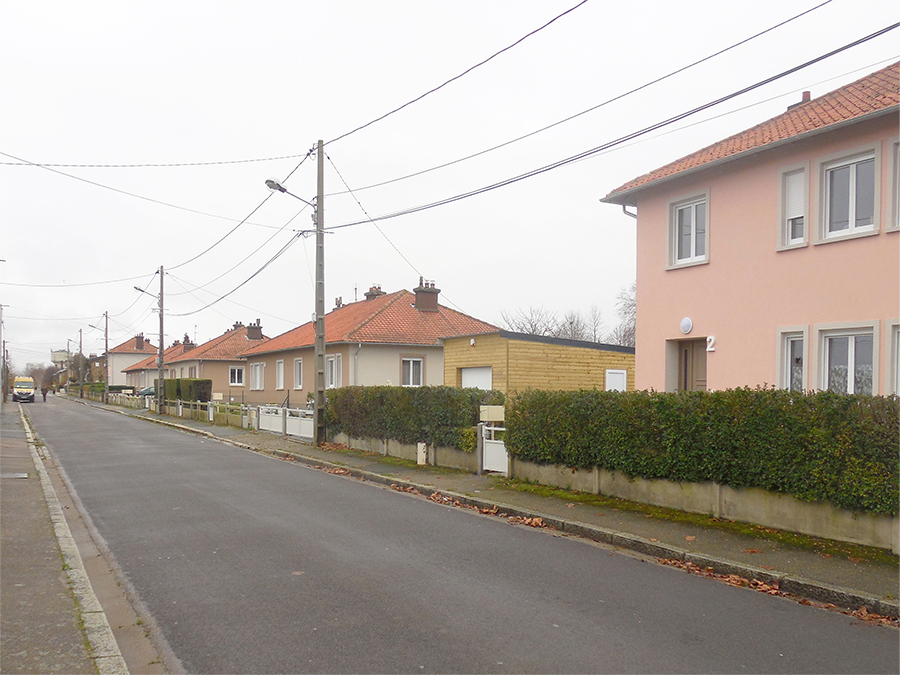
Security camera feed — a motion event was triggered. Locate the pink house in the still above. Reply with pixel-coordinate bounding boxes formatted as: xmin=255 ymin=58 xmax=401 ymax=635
xmin=602 ymin=62 xmax=899 ymax=395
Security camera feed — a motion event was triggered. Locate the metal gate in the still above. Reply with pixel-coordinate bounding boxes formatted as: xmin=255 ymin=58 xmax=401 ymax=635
xmin=482 ymin=423 xmax=508 ymax=475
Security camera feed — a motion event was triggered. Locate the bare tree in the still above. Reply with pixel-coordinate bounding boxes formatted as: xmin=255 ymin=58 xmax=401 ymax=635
xmin=608 ymin=282 xmax=636 ymax=347
xmin=555 ymin=310 xmax=588 ymax=341
xmin=500 ymin=306 xmax=559 ymax=337
xmin=586 ymin=304 xmax=605 ymax=343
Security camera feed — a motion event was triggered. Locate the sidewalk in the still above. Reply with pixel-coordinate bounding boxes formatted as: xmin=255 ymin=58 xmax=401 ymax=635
xmin=86 ymin=397 xmax=898 ymax=622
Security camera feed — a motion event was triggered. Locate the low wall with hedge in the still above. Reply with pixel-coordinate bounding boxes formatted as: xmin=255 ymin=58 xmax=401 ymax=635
xmin=505 ymin=388 xmax=898 ymax=517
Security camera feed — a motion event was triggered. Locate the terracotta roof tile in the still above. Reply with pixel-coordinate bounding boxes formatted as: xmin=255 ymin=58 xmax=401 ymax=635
xmin=167 ymin=325 xmax=269 ymax=364
xmin=123 ymin=342 xmax=187 ymax=372
xmin=240 ymin=290 xmax=497 ymax=357
xmin=109 ymin=335 xmax=156 ymax=355
xmin=604 ymin=62 xmax=899 ymax=203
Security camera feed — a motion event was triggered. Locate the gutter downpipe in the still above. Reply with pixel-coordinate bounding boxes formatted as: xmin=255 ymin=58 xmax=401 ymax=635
xmin=622 ymin=204 xmax=637 ymax=219
xmin=354 ymin=343 xmax=362 ymax=385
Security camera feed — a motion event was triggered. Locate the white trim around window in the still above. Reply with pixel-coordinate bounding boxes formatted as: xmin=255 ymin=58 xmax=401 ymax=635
xmin=325 ymin=354 xmax=342 ymax=389
xmin=813 ymin=143 xmax=881 ymax=244
xmin=293 ymin=358 xmax=303 ymax=390
xmin=776 ymin=326 xmax=808 ymax=392
xmin=275 ymin=359 xmax=284 ymax=390
xmin=813 ymin=321 xmax=879 ymax=395
xmin=887 ymin=137 xmax=900 ymax=233
xmin=777 ymin=163 xmax=808 ymax=250
xmin=667 ymin=190 xmax=710 ymax=268
xmin=401 ymin=357 xmax=424 ymax=387
xmin=249 ymin=362 xmax=265 ymax=391
xmin=887 ymin=319 xmax=900 ymax=395
xmin=229 ymin=365 xmax=244 ymax=387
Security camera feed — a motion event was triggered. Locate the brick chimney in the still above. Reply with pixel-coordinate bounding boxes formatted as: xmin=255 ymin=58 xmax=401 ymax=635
xmin=414 ymin=276 xmax=440 ymax=312
xmin=135 ymin=333 xmax=144 ymax=350
xmin=182 ymin=333 xmax=195 ymax=351
xmin=787 ymin=90 xmax=811 ymax=111
xmin=246 ymin=319 xmax=263 ymax=340
xmin=364 ymin=284 xmax=386 ymax=301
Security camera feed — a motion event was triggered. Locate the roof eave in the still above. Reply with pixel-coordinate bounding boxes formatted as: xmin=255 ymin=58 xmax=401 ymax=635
xmin=601 ymin=105 xmax=899 ymax=207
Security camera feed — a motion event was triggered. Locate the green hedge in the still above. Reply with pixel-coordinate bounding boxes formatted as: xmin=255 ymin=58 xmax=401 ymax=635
xmin=505 ymin=387 xmax=899 ymax=516
xmin=160 ymin=378 xmax=212 ymax=402
xmin=326 ymin=386 xmax=504 ymax=451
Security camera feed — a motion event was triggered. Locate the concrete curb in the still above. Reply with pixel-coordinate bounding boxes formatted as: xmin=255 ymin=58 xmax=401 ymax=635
xmin=19 ymin=406 xmax=129 ymax=674
xmin=77 ymin=398 xmax=900 ymax=620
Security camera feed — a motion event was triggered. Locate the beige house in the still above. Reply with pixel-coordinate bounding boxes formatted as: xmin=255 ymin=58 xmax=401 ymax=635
xmin=602 ymin=62 xmax=899 ymax=394
xmin=108 ymin=334 xmax=156 ymax=387
xmin=238 ymin=279 xmax=497 ymax=406
xmin=442 ymin=330 xmax=635 ymax=394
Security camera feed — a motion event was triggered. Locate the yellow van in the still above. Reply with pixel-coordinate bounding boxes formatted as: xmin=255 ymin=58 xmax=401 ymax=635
xmin=12 ymin=376 xmax=36 ymax=403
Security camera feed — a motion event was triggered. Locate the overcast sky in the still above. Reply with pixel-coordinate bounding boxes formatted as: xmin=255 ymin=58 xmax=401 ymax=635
xmin=1 ymin=0 xmax=897 ymax=371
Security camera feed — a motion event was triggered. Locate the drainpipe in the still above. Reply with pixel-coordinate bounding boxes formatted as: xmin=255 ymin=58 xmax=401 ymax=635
xmin=622 ymin=205 xmax=637 ymax=219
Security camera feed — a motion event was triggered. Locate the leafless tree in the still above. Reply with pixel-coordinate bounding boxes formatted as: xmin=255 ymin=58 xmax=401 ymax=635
xmin=608 ymin=281 xmax=636 ymax=347
xmin=500 ymin=306 xmax=559 ymax=337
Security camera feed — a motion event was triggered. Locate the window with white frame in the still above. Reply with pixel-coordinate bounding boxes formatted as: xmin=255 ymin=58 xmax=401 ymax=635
xmin=401 ymin=357 xmax=423 ymax=387
xmin=781 ymin=332 xmax=805 ymax=392
xmin=249 ymin=362 xmax=265 ymax=390
xmin=293 ymin=358 xmax=303 ymax=390
xmin=782 ymin=168 xmax=806 ymax=246
xmin=890 ymin=141 xmax=900 ymax=232
xmin=670 ymin=194 xmax=708 ymax=266
xmin=275 ymin=359 xmax=284 ymax=390
xmin=823 ymin=331 xmax=874 ymax=395
xmin=229 ymin=366 xmax=244 ymax=386
xmin=824 ymin=153 xmax=875 ymax=237
xmin=326 ymin=354 xmax=342 ymax=389
xmin=889 ymin=322 xmax=900 ymax=395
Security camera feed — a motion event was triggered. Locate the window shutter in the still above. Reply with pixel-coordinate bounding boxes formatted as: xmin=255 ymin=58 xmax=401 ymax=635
xmin=785 ymin=170 xmax=805 ymax=221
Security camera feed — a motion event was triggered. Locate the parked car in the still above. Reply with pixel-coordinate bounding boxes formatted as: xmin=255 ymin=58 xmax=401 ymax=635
xmin=138 ymin=385 xmax=156 ymax=396
xmin=12 ymin=376 xmax=36 ymax=403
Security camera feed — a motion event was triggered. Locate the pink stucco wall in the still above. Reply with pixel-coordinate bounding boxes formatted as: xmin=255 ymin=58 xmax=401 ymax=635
xmin=633 ymin=114 xmax=899 ymax=393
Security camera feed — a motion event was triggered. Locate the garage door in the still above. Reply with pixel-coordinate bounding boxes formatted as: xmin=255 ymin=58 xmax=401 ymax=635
xmin=461 ymin=366 xmax=492 ymax=390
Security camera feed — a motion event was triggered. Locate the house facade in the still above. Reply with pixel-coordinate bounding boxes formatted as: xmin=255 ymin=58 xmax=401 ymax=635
xmin=238 ymin=279 xmax=497 ymax=406
xmin=165 ymin=321 xmax=268 ymax=403
xmin=124 ymin=340 xmax=196 ymax=390
xmin=442 ymin=330 xmax=635 ymax=393
xmin=108 ymin=334 xmax=157 ymax=387
xmin=602 ymin=62 xmax=899 ymax=394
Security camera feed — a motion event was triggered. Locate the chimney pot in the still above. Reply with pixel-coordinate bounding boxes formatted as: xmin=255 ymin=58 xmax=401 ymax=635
xmin=414 ymin=277 xmax=441 ymax=312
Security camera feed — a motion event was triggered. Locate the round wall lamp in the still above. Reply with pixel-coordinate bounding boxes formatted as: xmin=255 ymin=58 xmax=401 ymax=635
xmin=680 ymin=317 xmax=693 ymax=335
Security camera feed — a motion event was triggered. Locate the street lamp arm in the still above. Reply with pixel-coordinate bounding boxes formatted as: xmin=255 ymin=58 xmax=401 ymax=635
xmin=265 ymin=179 xmax=315 ymax=209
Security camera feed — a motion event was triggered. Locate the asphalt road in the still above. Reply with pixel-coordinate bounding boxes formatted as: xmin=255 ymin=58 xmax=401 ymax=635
xmin=26 ymin=398 xmax=899 ymax=674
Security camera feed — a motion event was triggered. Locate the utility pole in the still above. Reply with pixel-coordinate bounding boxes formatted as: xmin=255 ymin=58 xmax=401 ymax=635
xmin=78 ymin=328 xmax=83 ymax=398
xmin=314 ymin=139 xmax=326 ymax=447
xmin=157 ymin=265 xmax=164 ymax=415
xmin=103 ymin=311 xmax=109 ymax=404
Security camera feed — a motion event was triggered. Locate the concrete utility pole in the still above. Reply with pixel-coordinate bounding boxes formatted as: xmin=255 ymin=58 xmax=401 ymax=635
xmin=158 ymin=266 xmax=164 ymax=414
xmin=78 ymin=328 xmax=83 ymax=397
xmin=103 ymin=311 xmax=109 ymax=404
xmin=314 ymin=139 xmax=326 ymax=447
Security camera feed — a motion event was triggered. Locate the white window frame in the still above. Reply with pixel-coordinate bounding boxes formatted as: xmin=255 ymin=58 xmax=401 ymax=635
xmin=293 ymin=358 xmax=303 ymax=390
xmin=667 ymin=190 xmax=709 ymax=268
xmin=887 ymin=320 xmax=900 ymax=395
xmin=605 ymin=369 xmax=628 ymax=392
xmin=813 ymin=321 xmax=879 ymax=395
xmin=325 ymin=354 xmax=342 ymax=389
xmin=776 ymin=326 xmax=808 ymax=392
xmin=229 ymin=366 xmax=244 ymax=387
xmin=777 ymin=164 xmax=808 ymax=250
xmin=888 ymin=138 xmax=900 ymax=233
xmin=401 ymin=357 xmax=424 ymax=387
xmin=814 ymin=144 xmax=881 ymax=244
xmin=275 ymin=359 xmax=284 ymax=390
xmin=249 ymin=362 xmax=265 ymax=391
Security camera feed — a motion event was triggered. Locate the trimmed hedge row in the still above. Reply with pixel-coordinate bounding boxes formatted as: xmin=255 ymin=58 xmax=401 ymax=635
xmin=505 ymin=388 xmax=899 ymax=516
xmin=161 ymin=378 xmax=212 ymax=402
xmin=326 ymin=386 xmax=503 ymax=451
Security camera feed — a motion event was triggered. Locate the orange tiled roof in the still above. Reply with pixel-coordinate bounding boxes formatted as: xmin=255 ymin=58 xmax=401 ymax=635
xmin=123 ymin=342 xmax=187 ymax=372
xmin=167 ymin=325 xmax=269 ymax=364
xmin=109 ymin=336 xmax=156 ymax=355
xmin=240 ymin=290 xmax=497 ymax=357
xmin=603 ymin=62 xmax=899 ymax=204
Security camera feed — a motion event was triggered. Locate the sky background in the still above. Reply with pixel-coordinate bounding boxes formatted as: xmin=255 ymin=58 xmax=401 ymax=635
xmin=1 ymin=0 xmax=897 ymax=371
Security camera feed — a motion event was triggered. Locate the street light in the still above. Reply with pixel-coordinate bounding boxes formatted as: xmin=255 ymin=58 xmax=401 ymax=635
xmin=135 ymin=266 xmax=164 ymax=414
xmin=265 ymin=139 xmax=326 ymax=446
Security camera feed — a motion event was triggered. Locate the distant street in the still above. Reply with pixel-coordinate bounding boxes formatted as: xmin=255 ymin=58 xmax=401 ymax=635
xmin=26 ymin=398 xmax=899 ymax=674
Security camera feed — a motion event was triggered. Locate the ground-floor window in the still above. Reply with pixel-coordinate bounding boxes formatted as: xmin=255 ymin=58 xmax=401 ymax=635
xmin=822 ymin=330 xmax=874 ymax=395
xmin=402 ymin=357 xmax=423 ymax=387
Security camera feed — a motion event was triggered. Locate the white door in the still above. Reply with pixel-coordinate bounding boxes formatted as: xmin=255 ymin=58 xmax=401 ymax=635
xmin=461 ymin=366 xmax=492 ymax=390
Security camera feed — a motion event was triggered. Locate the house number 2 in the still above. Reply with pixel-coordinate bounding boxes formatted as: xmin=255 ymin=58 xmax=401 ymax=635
xmin=706 ymin=336 xmax=716 ymax=352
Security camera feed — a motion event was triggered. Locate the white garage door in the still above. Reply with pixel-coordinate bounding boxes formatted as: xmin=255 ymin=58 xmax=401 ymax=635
xmin=461 ymin=366 xmax=493 ymax=390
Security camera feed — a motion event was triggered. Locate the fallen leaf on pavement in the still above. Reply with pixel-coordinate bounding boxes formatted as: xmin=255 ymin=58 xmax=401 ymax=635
xmin=742 ymin=548 xmax=763 ymax=554
xmin=685 ymin=535 xmax=696 ymax=541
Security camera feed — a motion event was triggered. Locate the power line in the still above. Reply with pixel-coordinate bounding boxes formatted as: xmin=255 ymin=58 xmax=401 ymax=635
xmin=325 ymin=22 xmax=899 ymax=232
xmin=0 ymin=152 xmax=311 ymax=169
xmin=325 ymin=0 xmax=834 ymax=198
xmin=325 ymin=0 xmax=591 ymax=147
